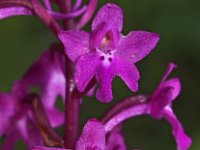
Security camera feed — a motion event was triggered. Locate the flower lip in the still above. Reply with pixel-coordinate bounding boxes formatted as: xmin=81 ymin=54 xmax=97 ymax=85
xmin=96 ymin=48 xmax=115 ymax=66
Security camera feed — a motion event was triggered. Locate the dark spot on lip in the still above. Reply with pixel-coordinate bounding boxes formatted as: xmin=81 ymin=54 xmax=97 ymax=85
xmin=108 ymin=58 xmax=112 ymax=62
xmin=100 ymin=56 xmax=105 ymax=60
xmin=107 ymin=50 xmax=112 ymax=55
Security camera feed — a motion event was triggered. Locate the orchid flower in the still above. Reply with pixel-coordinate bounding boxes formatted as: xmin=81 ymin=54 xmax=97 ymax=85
xmin=103 ymin=63 xmax=192 ymax=150
xmin=0 ymin=47 xmax=67 ymax=149
xmin=59 ymin=3 xmax=160 ymax=102
xmin=22 ymin=47 xmax=65 ymax=128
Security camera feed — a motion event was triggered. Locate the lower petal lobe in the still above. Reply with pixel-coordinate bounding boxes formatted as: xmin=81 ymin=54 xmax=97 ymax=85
xmin=75 ymin=52 xmax=99 ymax=92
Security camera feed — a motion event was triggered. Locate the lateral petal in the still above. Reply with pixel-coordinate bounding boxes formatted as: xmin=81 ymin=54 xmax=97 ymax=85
xmin=59 ymin=30 xmax=90 ymax=61
xmin=75 ymin=52 xmax=99 ymax=92
xmin=118 ymin=31 xmax=159 ymax=63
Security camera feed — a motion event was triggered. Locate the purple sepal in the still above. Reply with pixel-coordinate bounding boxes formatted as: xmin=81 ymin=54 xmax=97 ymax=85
xmin=150 ymin=63 xmax=181 ymax=119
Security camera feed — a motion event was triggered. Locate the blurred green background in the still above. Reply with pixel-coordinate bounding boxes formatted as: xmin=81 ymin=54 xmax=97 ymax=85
xmin=0 ymin=0 xmax=199 ymax=149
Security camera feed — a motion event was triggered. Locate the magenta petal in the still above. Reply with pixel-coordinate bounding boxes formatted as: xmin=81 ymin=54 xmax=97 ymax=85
xmin=161 ymin=63 xmax=177 ymax=82
xmin=115 ymin=60 xmax=139 ymax=92
xmin=0 ymin=94 xmax=15 ymax=136
xmin=45 ymin=108 xmax=64 ymax=128
xmin=0 ymin=6 xmax=32 ymax=20
xmin=150 ymin=63 xmax=181 ymax=117
xmin=2 ymin=117 xmax=42 ymax=150
xmin=163 ymin=78 xmax=181 ymax=100
xmin=11 ymin=80 xmax=28 ymax=100
xmin=90 ymin=22 xmax=110 ymax=49
xmin=23 ymin=50 xmax=65 ymax=101
xmin=39 ymin=69 xmax=65 ymax=127
xmin=40 ymin=70 xmax=65 ymax=107
xmin=1 ymin=126 xmax=21 ymax=150
xmin=90 ymin=23 xmax=120 ymax=50
xmin=96 ymin=65 xmax=115 ymax=102
xmin=75 ymin=52 xmax=99 ymax=92
xmin=117 ymin=31 xmax=159 ymax=63
xmin=107 ymin=129 xmax=126 ymax=150
xmin=150 ymin=87 xmax=174 ymax=119
xmin=58 ymin=30 xmax=90 ymax=61
xmin=92 ymin=3 xmax=123 ymax=32
xmin=23 ymin=50 xmax=65 ymax=127
xmin=22 ymin=117 xmax=43 ymax=148
xmin=32 ymin=146 xmax=67 ymax=150
xmin=96 ymin=60 xmax=139 ymax=102
xmin=76 ymin=119 xmax=106 ymax=150
xmin=163 ymin=108 xmax=192 ymax=150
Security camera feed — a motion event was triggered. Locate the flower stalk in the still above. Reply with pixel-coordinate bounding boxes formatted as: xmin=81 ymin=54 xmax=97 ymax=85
xmin=64 ymin=57 xmax=79 ymax=149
